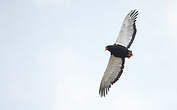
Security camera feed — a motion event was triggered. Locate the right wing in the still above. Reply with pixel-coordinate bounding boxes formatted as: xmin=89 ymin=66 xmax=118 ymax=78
xmin=99 ymin=55 xmax=125 ymax=97
xmin=116 ymin=10 xmax=138 ymax=48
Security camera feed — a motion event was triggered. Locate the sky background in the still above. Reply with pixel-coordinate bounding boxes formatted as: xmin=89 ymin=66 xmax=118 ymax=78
xmin=1 ymin=0 xmax=177 ymax=110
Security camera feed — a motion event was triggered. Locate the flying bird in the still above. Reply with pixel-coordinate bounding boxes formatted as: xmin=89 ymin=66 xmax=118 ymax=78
xmin=99 ymin=10 xmax=138 ymax=97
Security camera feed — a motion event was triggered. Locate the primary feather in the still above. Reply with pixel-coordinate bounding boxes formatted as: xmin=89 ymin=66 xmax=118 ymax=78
xmin=99 ymin=56 xmax=124 ymax=97
xmin=116 ymin=10 xmax=138 ymax=48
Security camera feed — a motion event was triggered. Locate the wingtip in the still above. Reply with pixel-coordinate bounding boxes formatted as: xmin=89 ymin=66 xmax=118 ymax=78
xmin=131 ymin=9 xmax=138 ymax=12
xmin=99 ymin=83 xmax=110 ymax=97
xmin=129 ymin=9 xmax=138 ymax=23
xmin=130 ymin=9 xmax=138 ymax=16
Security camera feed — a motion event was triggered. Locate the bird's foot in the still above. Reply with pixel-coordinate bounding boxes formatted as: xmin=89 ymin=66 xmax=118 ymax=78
xmin=128 ymin=50 xmax=133 ymax=58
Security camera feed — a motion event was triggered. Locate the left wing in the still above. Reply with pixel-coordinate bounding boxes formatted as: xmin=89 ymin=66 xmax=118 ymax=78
xmin=116 ymin=10 xmax=138 ymax=48
xmin=99 ymin=55 xmax=125 ymax=97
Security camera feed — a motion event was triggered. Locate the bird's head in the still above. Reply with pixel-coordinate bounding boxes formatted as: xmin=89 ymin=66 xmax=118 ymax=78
xmin=105 ymin=45 xmax=113 ymax=51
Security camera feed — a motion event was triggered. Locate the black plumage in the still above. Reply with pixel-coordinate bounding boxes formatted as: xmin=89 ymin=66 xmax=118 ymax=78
xmin=106 ymin=44 xmax=130 ymax=58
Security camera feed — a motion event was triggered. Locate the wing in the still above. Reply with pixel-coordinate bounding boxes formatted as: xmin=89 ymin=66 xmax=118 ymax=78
xmin=99 ymin=55 xmax=125 ymax=97
xmin=116 ymin=10 xmax=138 ymax=48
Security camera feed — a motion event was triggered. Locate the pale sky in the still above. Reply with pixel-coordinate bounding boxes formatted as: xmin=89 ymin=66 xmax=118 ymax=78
xmin=1 ymin=0 xmax=177 ymax=110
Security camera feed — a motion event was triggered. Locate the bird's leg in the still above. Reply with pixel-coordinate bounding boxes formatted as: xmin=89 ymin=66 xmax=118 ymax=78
xmin=127 ymin=50 xmax=133 ymax=58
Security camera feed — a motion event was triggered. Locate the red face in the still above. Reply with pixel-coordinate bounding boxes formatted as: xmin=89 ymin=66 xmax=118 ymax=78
xmin=105 ymin=47 xmax=108 ymax=51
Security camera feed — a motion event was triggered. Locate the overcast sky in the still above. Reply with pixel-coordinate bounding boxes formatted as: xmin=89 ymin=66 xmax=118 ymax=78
xmin=1 ymin=0 xmax=177 ymax=110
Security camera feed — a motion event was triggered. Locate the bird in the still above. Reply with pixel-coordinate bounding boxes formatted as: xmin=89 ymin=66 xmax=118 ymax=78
xmin=99 ymin=10 xmax=138 ymax=97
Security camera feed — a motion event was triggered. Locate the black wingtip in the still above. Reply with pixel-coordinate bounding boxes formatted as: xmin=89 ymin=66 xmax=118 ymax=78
xmin=130 ymin=9 xmax=139 ymax=19
xmin=99 ymin=87 xmax=109 ymax=97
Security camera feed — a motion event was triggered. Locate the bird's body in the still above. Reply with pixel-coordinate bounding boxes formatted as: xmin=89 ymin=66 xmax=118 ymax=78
xmin=99 ymin=10 xmax=138 ymax=97
xmin=106 ymin=44 xmax=131 ymax=58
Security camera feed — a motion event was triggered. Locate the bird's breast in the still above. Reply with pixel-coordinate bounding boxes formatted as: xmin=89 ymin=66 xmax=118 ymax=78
xmin=110 ymin=45 xmax=129 ymax=58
